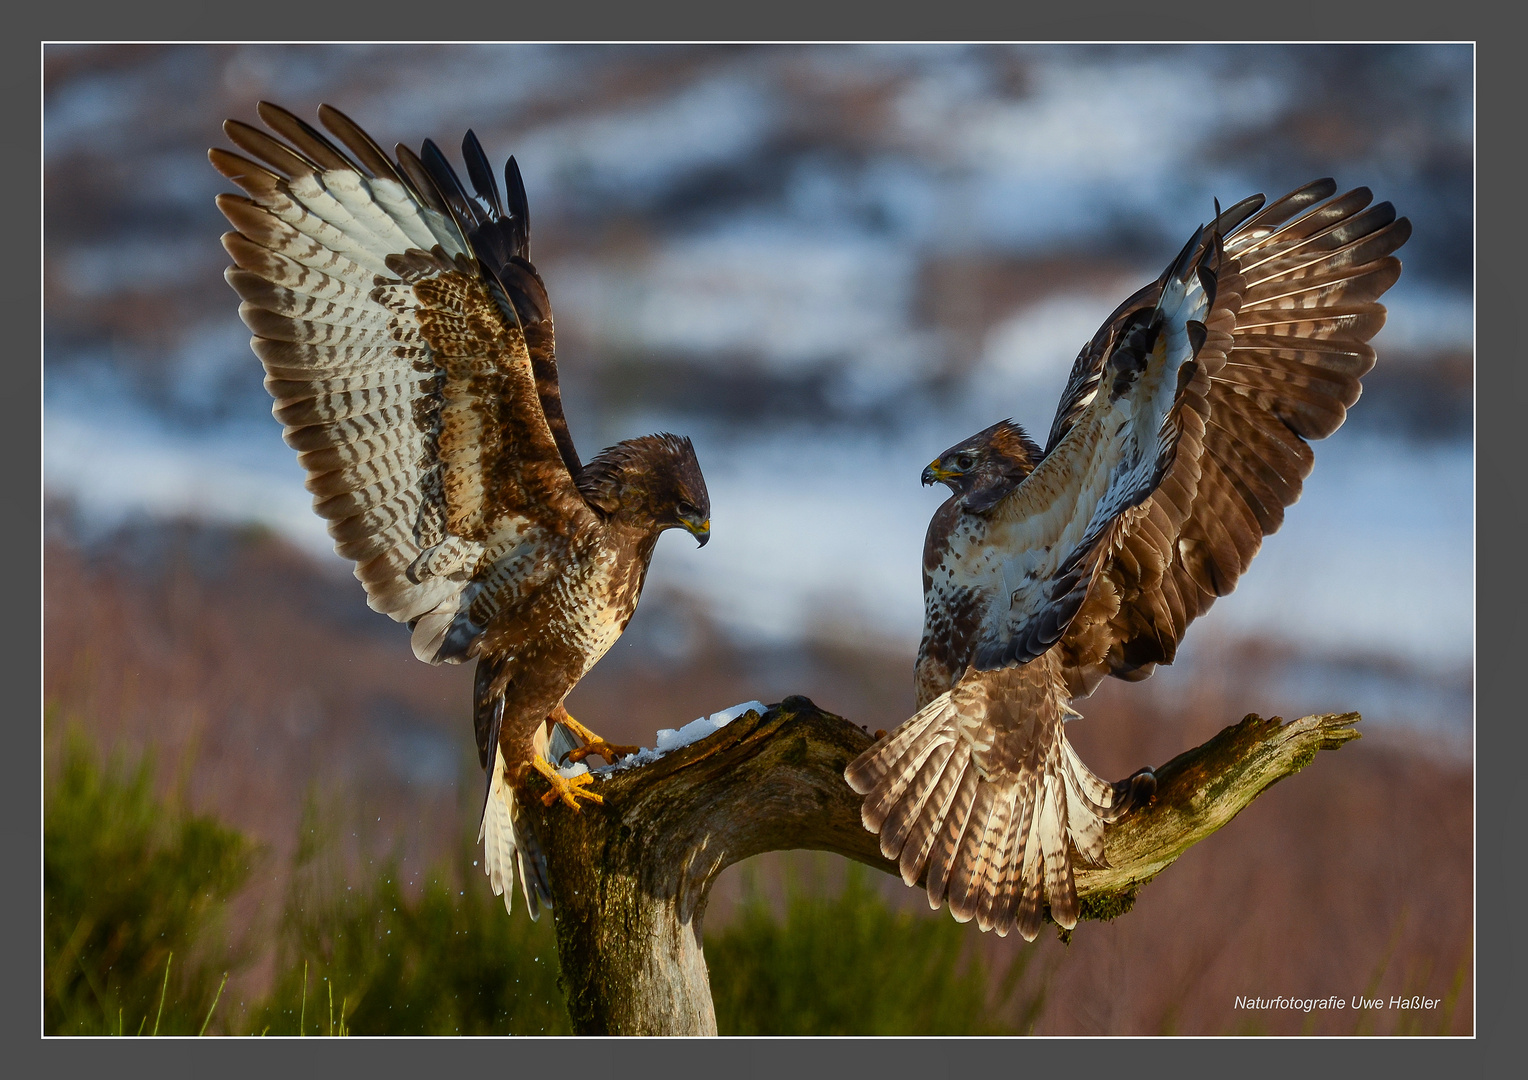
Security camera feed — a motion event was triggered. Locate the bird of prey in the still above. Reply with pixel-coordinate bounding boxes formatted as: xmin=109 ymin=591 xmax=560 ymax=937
xmin=210 ymin=103 xmax=711 ymax=917
xmin=847 ymin=180 xmax=1410 ymax=940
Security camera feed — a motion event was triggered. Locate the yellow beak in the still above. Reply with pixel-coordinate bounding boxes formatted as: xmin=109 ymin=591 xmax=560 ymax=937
xmin=683 ymin=518 xmax=711 ymax=547
xmin=923 ymin=460 xmax=956 ymax=486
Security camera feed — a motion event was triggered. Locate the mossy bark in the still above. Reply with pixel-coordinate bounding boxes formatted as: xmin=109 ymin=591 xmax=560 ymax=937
xmin=524 ymin=696 xmax=1360 ymax=1035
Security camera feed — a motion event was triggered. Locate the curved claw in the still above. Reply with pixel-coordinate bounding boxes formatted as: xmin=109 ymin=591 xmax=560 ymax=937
xmin=566 ymin=738 xmax=641 ymax=764
xmin=553 ymin=708 xmax=639 ymax=764
xmin=532 ymin=757 xmax=605 ymax=811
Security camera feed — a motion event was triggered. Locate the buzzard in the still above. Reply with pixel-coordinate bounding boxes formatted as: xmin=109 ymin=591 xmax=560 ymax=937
xmin=210 ymin=103 xmax=711 ymax=917
xmin=847 ymin=180 xmax=1410 ymax=940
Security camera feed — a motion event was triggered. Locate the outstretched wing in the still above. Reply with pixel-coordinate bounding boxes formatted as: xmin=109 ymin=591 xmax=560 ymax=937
xmin=1055 ymin=180 xmax=1411 ymax=695
xmin=939 ymin=225 xmax=1228 ymax=674
xmin=1042 ymin=192 xmax=1266 ymax=455
xmin=211 ymin=102 xmax=595 ymax=665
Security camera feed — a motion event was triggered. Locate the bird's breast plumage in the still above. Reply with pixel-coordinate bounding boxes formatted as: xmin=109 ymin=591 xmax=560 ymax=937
xmin=478 ymin=530 xmax=646 ymax=677
xmin=555 ymin=539 xmax=649 ymax=679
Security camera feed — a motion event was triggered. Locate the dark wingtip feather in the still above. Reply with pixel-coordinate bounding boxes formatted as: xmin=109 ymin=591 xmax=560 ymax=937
xmin=1166 ymin=223 xmax=1206 ymax=284
xmin=208 ymin=147 xmax=281 ymax=195
xmin=1238 ymin=178 xmax=1340 ymax=238
xmin=843 ymin=737 xmax=886 ymax=793
xmin=1297 ymin=177 xmax=1339 ymax=207
xmin=420 ymin=137 xmax=485 ymax=234
xmin=462 ymin=129 xmax=504 ymax=218
xmin=506 ymin=156 xmax=530 ymax=255
xmin=1207 ymin=196 xmax=1226 ymax=286
xmin=1198 ymin=257 xmax=1219 ymax=307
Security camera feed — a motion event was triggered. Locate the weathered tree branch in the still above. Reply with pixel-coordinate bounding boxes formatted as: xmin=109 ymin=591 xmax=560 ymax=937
xmin=524 ymin=696 xmax=1361 ymax=1035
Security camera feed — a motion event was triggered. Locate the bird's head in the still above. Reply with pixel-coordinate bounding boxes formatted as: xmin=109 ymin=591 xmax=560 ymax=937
xmin=579 ymin=433 xmax=710 ymax=546
xmin=657 ymin=435 xmax=711 ymax=547
xmin=922 ymin=419 xmax=1041 ymax=497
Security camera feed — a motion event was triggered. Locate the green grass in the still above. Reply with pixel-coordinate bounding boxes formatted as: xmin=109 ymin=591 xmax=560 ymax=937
xmin=706 ymin=861 xmax=1045 ymax=1035
xmin=250 ymin=796 xmax=569 ymax=1036
xmin=44 ymin=725 xmax=254 ymax=1035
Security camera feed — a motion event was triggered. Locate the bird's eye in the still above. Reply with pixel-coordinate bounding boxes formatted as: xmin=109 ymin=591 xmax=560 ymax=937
xmin=676 ymin=501 xmax=698 ymax=518
xmin=954 ymin=453 xmax=975 ymax=471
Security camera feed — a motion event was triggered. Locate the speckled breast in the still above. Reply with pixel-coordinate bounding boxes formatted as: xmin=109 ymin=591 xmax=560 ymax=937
xmin=551 ymin=540 xmax=648 ymax=679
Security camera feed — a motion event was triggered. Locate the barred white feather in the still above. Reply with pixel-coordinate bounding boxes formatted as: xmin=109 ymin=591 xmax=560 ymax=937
xmin=846 ymin=659 xmax=1134 ymax=940
xmin=478 ymin=745 xmax=549 ymax=919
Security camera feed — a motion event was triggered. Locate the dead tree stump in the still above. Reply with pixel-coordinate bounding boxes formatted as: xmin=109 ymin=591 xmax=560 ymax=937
xmin=523 ymin=695 xmax=1361 ymax=1035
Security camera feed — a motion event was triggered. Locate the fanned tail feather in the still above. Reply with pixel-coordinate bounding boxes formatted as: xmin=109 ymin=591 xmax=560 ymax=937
xmin=846 ymin=688 xmax=1150 ymax=940
xmin=895 ymin=741 xmax=972 ymax=887
xmin=843 ymin=696 xmax=950 ymax=798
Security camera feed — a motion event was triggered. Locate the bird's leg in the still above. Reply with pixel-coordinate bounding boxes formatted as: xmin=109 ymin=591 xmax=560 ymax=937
xmin=530 ymin=755 xmax=605 ymax=811
xmin=554 ymin=704 xmax=641 ymax=764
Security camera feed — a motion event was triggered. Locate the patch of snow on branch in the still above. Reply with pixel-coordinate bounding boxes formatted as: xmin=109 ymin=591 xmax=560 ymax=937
xmin=596 ymin=701 xmax=769 ymax=776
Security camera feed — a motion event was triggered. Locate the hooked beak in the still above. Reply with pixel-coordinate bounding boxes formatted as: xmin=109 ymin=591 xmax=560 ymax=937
xmin=683 ymin=517 xmax=710 ymax=547
xmin=922 ymin=459 xmax=953 ymax=487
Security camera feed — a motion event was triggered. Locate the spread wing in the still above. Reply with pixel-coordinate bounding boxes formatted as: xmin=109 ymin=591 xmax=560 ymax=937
xmin=211 ymin=102 xmax=596 ymax=665
xmin=931 ymin=227 xmax=1227 ymax=676
xmin=1053 ymin=179 xmax=1411 ymax=695
xmin=993 ymin=230 xmax=1226 ymax=672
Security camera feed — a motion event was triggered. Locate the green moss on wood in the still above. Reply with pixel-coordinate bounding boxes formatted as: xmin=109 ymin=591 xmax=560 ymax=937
xmin=1079 ymin=884 xmax=1140 ymax=924
xmin=1288 ymin=745 xmax=1319 ymax=773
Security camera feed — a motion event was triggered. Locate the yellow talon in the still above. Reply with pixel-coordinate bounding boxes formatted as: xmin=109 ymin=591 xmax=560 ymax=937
xmin=531 ymin=756 xmax=605 ymax=811
xmin=554 ymin=707 xmax=641 ymax=764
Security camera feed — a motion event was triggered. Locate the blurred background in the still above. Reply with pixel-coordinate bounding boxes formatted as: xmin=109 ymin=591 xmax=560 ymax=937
xmin=43 ymin=43 xmax=1473 ymax=1036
